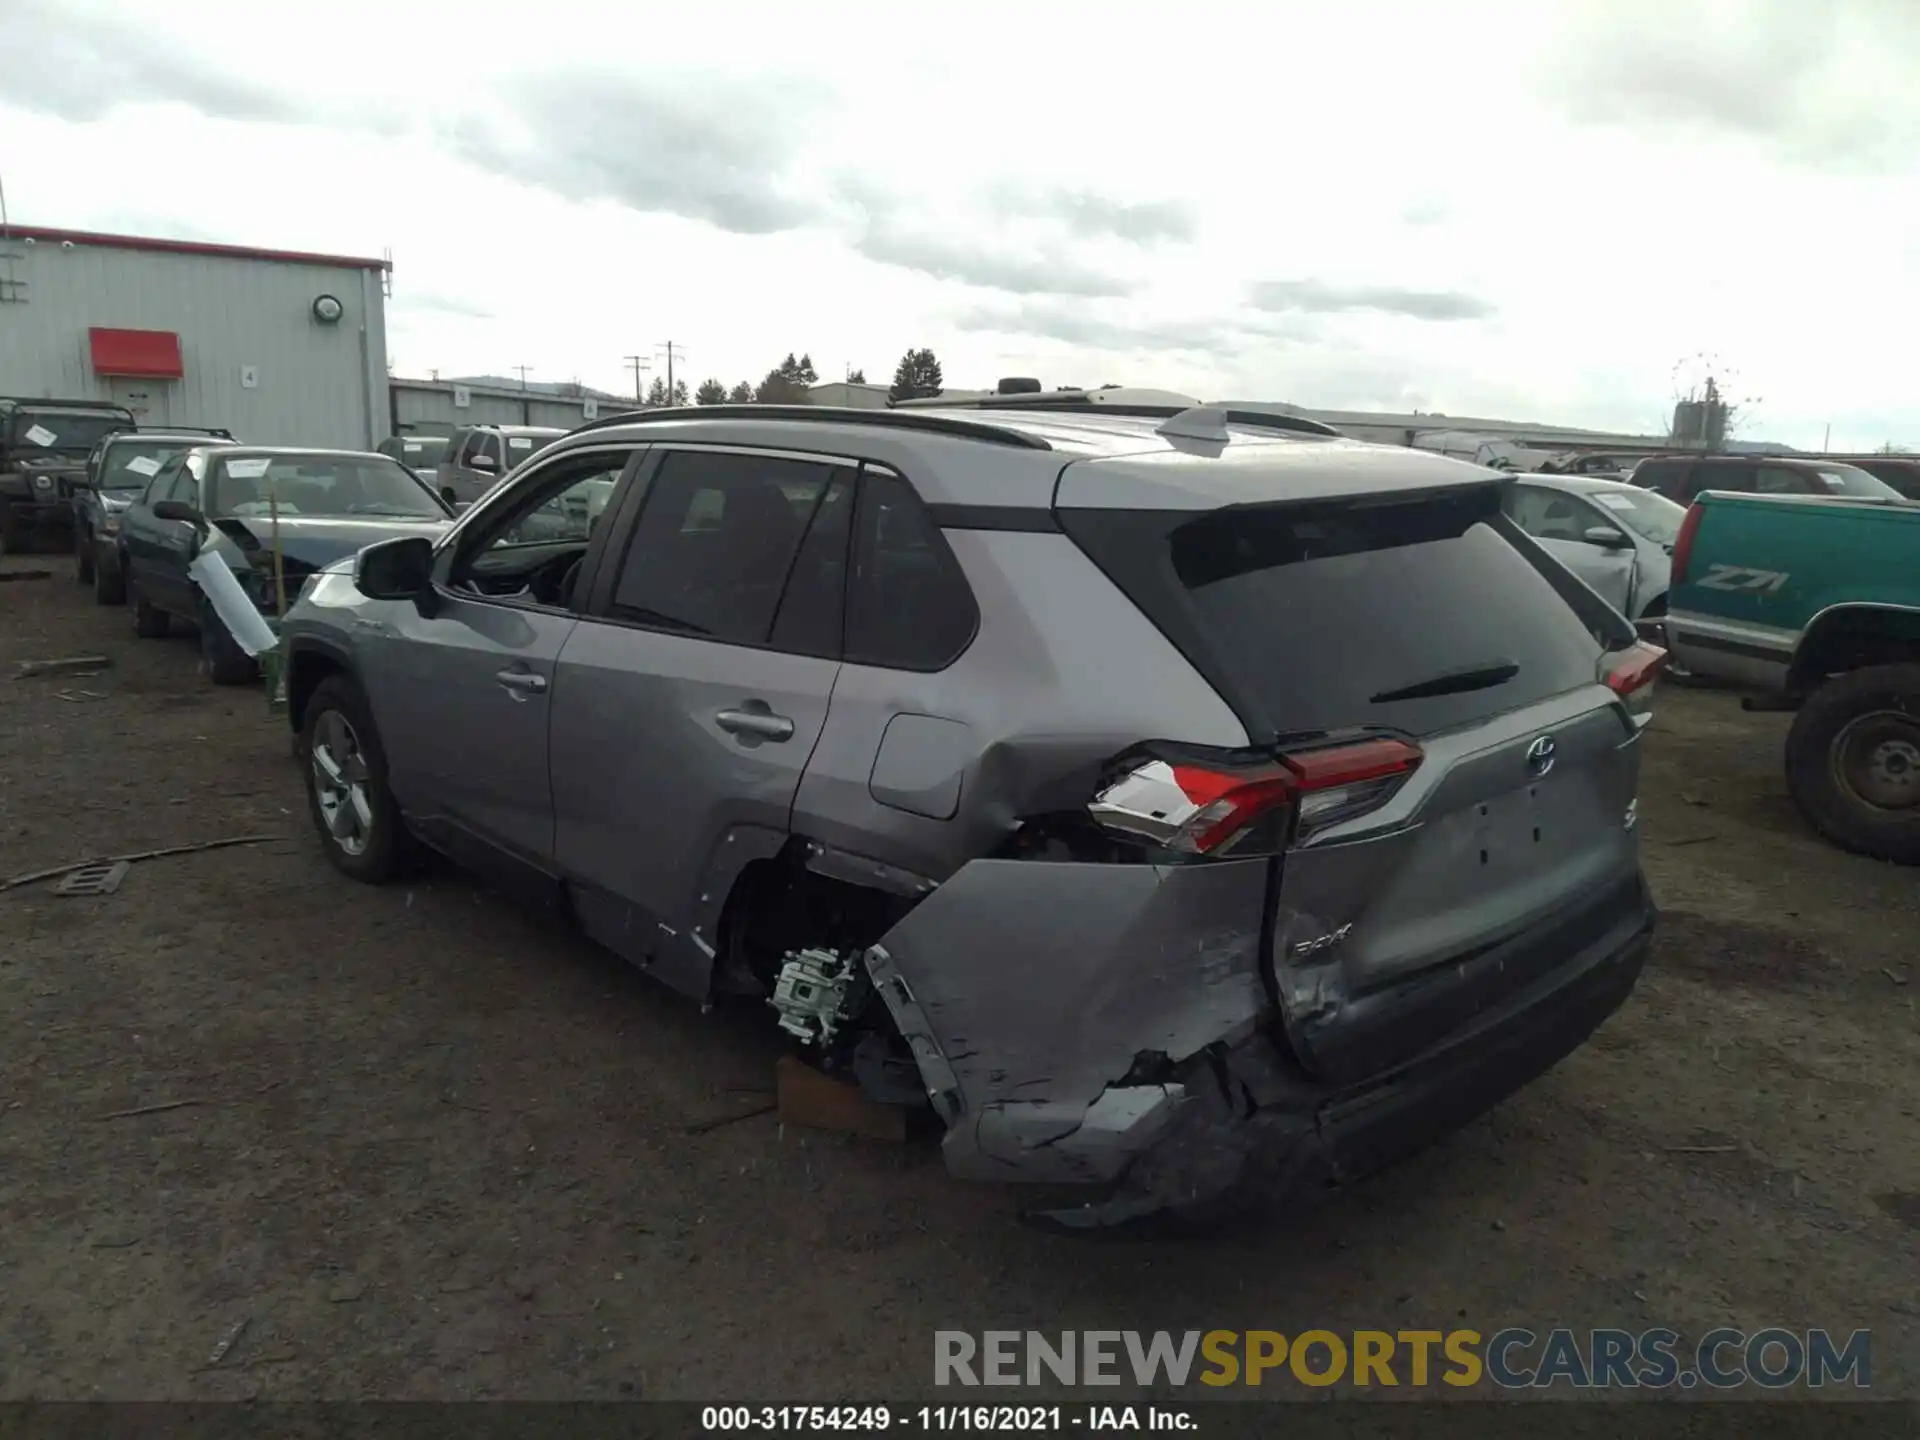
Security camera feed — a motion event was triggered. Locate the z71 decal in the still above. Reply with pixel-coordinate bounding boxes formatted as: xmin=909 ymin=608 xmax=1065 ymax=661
xmin=1696 ymin=564 xmax=1790 ymax=594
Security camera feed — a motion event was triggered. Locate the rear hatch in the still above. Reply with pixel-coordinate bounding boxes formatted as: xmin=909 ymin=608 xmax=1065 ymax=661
xmin=1059 ymin=469 xmax=1653 ymax=1086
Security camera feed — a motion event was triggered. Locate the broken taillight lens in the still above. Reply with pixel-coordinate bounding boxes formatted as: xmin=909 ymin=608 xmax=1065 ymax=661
xmin=1606 ymin=641 xmax=1667 ymax=721
xmin=1089 ymin=737 xmax=1424 ymax=856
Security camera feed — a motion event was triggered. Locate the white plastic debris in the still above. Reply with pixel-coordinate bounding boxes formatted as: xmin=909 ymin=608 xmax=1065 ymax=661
xmin=188 ymin=551 xmax=279 ymax=657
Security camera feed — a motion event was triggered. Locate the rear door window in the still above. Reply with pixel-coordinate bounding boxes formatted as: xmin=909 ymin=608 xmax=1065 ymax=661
xmin=768 ymin=474 xmax=856 ymax=658
xmin=609 ymin=449 xmax=850 ymax=646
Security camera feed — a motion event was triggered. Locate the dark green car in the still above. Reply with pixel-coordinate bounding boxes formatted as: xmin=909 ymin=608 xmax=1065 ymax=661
xmin=116 ymin=445 xmax=455 ymax=683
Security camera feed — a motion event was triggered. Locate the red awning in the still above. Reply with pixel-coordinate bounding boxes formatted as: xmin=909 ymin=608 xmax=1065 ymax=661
xmin=88 ymin=327 xmax=184 ymax=379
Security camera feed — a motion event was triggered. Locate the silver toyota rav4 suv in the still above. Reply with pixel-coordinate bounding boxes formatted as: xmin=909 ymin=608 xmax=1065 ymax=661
xmin=280 ymin=402 xmax=1663 ymax=1228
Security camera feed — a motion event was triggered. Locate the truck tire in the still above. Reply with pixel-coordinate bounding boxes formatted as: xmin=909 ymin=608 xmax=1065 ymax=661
xmin=0 ymin=507 xmax=23 ymax=557
xmin=1785 ymin=663 xmax=1920 ymax=864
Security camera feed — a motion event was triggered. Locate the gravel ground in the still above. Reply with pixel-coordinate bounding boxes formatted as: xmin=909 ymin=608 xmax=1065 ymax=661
xmin=0 ymin=552 xmax=1915 ymax=1402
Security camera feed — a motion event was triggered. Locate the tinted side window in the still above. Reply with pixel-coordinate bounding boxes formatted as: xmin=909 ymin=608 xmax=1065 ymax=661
xmin=610 ymin=450 xmax=846 ymax=646
xmin=844 ymin=470 xmax=979 ymax=671
xmin=768 ymin=475 xmax=855 ymax=658
xmin=1692 ymin=462 xmax=1753 ymax=496
xmin=1633 ymin=461 xmax=1682 ymax=496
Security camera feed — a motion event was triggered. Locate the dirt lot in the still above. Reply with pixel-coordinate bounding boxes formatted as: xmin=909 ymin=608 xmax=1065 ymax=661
xmin=0 ymin=552 xmax=1915 ymax=1402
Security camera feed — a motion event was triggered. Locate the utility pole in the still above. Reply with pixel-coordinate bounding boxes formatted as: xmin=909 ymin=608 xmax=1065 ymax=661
xmin=655 ymin=341 xmax=684 ymax=406
xmin=513 ymin=365 xmax=532 ymax=389
xmin=624 ymin=354 xmax=650 ymax=403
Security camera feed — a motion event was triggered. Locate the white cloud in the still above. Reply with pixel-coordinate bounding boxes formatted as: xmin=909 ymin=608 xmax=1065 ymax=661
xmin=1 ymin=0 xmax=1915 ymax=448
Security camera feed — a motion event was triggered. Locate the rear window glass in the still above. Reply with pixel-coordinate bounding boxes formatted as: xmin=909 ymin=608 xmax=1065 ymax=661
xmin=1080 ymin=491 xmax=1606 ymax=740
xmin=1809 ymin=464 xmax=1901 ymax=499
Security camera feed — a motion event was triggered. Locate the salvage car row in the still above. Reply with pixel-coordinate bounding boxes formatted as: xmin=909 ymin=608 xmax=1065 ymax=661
xmin=26 ymin=394 xmax=1672 ymax=1226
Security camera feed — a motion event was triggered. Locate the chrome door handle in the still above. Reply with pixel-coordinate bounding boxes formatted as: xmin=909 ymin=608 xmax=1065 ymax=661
xmin=716 ymin=707 xmax=794 ymax=741
xmin=495 ymin=668 xmax=548 ymax=696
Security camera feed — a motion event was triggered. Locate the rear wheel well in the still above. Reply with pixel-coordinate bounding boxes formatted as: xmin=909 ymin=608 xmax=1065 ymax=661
xmin=1791 ymin=610 xmax=1920 ymax=694
xmin=715 ymin=841 xmax=921 ymax=992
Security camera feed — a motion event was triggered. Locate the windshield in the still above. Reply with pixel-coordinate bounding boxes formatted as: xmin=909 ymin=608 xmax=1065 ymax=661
xmin=505 ymin=433 xmax=557 ymax=464
xmin=398 ymin=436 xmax=449 ymax=469
xmin=1813 ymin=464 xmax=1903 ymax=499
xmin=208 ymin=454 xmax=448 ymax=519
xmin=1583 ymin=485 xmax=1685 ymax=545
xmin=9 ymin=411 xmax=130 ymax=453
xmin=98 ymin=438 xmax=207 ymax=489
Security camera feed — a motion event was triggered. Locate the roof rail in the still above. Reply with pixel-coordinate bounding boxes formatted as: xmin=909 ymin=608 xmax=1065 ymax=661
xmin=1 ymin=396 xmax=135 ymax=412
xmin=133 ymin=425 xmax=233 ymax=439
xmin=564 ymin=403 xmax=1055 ymax=451
xmin=901 ymin=393 xmax=1343 ymax=439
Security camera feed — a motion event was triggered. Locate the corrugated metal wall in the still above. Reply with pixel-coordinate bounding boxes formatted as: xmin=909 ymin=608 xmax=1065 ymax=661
xmin=390 ymin=380 xmax=629 ymax=432
xmin=0 ymin=238 xmax=388 ymax=448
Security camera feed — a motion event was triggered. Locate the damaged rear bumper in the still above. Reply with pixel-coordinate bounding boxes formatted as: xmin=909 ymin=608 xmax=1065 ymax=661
xmin=866 ymin=859 xmax=1654 ymax=1228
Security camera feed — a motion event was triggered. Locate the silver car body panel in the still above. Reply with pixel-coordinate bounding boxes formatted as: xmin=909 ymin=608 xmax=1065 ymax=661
xmin=1507 ymin=474 xmax=1680 ymax=623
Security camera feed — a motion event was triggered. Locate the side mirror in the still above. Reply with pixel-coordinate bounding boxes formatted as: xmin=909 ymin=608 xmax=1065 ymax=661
xmin=152 ymin=499 xmax=203 ymax=526
xmin=1584 ymin=525 xmax=1632 ymax=550
xmin=467 ymin=453 xmax=498 ymax=472
xmin=355 ymin=534 xmax=435 ymax=601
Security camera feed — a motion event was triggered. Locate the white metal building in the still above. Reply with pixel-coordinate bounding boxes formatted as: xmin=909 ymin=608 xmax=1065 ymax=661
xmin=0 ymin=225 xmax=391 ymax=449
xmin=390 ymin=375 xmax=629 ymax=434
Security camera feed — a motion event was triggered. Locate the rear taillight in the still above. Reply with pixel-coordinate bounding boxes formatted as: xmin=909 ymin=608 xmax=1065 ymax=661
xmin=1088 ymin=737 xmax=1424 ymax=856
xmin=1606 ymin=640 xmax=1667 ymax=722
xmin=1670 ymin=502 xmax=1703 ymax=586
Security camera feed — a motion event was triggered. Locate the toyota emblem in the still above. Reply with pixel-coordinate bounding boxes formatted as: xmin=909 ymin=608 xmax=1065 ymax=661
xmin=1525 ymin=734 xmax=1557 ymax=778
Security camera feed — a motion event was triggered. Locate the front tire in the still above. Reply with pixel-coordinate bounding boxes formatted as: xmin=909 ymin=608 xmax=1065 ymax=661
xmin=1785 ymin=663 xmax=1920 ymax=864
xmin=197 ymin=598 xmax=258 ymax=685
xmin=129 ymin=571 xmax=170 ymax=637
xmin=94 ymin=546 xmax=126 ymax=605
xmin=301 ymin=675 xmax=416 ymax=882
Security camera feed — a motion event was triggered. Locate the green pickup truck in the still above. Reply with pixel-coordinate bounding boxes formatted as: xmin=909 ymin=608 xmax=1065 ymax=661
xmin=1664 ymin=490 xmax=1920 ymax=862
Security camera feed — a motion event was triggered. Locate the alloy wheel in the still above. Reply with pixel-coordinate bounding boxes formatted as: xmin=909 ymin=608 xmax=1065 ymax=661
xmin=311 ymin=708 xmax=376 ymax=856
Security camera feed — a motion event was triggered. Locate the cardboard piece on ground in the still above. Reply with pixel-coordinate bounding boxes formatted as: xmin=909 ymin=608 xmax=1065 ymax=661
xmin=775 ymin=1054 xmax=906 ymax=1143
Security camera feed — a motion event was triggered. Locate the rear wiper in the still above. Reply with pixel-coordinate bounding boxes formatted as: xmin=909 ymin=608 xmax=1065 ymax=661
xmin=1370 ymin=660 xmax=1519 ymax=705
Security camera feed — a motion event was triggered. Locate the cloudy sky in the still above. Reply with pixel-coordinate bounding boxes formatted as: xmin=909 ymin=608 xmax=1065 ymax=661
xmin=3 ymin=0 xmax=1915 ymax=448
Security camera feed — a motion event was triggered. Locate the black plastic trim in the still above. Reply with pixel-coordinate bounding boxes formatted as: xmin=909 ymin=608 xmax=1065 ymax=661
xmin=926 ymin=503 xmax=1061 ymax=532
xmin=562 ymin=404 xmax=1054 ymax=451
